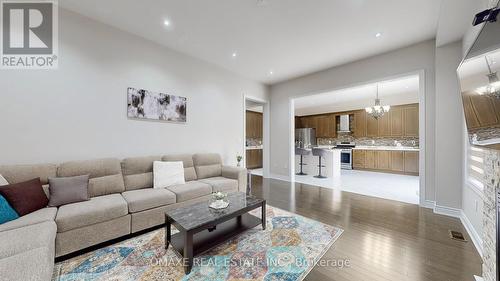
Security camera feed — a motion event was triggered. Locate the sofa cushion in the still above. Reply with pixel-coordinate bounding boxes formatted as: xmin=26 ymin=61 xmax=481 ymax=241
xmin=121 ymin=156 xmax=161 ymax=191
xmin=0 ymin=178 xmax=49 ymax=216
xmin=199 ymin=177 xmax=239 ymax=193
xmin=0 ymin=207 xmax=57 ymax=232
xmin=58 ymin=158 xmax=125 ymax=197
xmin=166 ymin=181 xmax=212 ymax=202
xmin=56 ymin=194 xmax=128 ymax=232
xmin=122 ymin=188 xmax=176 ymax=213
xmin=0 ymin=221 xmax=56 ymax=259
xmin=192 ymin=153 xmax=222 ymax=179
xmin=48 ymin=175 xmax=89 ymax=207
xmin=162 ymin=154 xmax=197 ymax=181
xmin=0 ymin=164 xmax=57 ymax=186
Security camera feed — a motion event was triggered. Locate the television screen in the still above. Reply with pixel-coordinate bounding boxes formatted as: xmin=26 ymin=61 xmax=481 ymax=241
xmin=457 ymin=3 xmax=500 ymax=149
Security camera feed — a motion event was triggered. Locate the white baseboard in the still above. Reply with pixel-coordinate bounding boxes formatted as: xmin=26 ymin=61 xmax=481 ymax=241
xmin=434 ymin=204 xmax=462 ymax=218
xmin=460 ymin=210 xmax=483 ymax=258
xmin=420 ymin=200 xmax=436 ymax=209
xmin=268 ymin=173 xmax=291 ymax=182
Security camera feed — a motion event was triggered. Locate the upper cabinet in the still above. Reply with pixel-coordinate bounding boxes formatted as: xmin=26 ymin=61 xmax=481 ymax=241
xmin=403 ymin=105 xmax=419 ymax=137
xmin=297 ymin=114 xmax=336 ymax=138
xmin=353 ymin=110 xmax=366 ymax=138
xmin=378 ymin=113 xmax=391 ymax=137
xmin=390 ymin=106 xmax=404 ymax=137
xmin=246 ymin=111 xmax=263 ymax=138
xmin=297 ymin=103 xmax=419 ymax=138
xmin=366 ymin=114 xmax=379 ymax=137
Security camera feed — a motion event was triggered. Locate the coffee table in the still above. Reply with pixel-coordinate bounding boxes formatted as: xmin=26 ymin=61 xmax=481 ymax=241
xmin=164 ymin=192 xmax=266 ymax=274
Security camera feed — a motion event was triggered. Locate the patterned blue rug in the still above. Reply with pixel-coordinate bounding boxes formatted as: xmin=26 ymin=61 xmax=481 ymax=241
xmin=52 ymin=206 xmax=343 ymax=281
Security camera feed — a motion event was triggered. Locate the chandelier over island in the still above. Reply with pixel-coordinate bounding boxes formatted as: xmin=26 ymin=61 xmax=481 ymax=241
xmin=365 ymin=84 xmax=390 ymax=119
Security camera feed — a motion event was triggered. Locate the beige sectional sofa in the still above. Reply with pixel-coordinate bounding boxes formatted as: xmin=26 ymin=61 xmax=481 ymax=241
xmin=0 ymin=153 xmax=246 ymax=281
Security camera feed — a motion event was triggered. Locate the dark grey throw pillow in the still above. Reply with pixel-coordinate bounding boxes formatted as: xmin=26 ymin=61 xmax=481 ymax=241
xmin=48 ymin=175 xmax=89 ymax=207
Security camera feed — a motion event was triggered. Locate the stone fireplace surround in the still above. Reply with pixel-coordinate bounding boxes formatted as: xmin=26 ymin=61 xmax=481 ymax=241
xmin=483 ymin=149 xmax=500 ymax=281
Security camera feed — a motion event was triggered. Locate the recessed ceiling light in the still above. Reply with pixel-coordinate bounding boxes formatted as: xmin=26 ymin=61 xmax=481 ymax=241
xmin=375 ymin=32 xmax=382 ymax=38
xmin=269 ymin=70 xmax=274 ymax=75
xmin=232 ymin=52 xmax=237 ymax=58
xmin=164 ymin=19 xmax=171 ymax=26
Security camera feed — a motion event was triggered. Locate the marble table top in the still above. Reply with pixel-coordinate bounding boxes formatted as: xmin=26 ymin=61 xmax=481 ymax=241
xmin=165 ymin=192 xmax=264 ymax=231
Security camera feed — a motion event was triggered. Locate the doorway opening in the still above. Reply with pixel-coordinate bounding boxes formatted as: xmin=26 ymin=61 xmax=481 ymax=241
xmin=244 ymin=97 xmax=269 ymax=178
xmin=291 ymin=73 xmax=423 ymax=204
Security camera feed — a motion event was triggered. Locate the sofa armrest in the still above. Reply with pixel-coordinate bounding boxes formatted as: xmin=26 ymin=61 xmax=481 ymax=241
xmin=221 ymin=166 xmax=247 ymax=193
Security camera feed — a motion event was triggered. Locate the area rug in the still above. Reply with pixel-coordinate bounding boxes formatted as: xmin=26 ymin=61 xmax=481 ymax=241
xmin=52 ymin=206 xmax=343 ymax=281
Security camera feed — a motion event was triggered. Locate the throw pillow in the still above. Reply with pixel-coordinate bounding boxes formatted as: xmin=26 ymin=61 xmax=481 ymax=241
xmin=153 ymin=161 xmax=185 ymax=188
xmin=0 ymin=178 xmax=49 ymax=216
xmin=0 ymin=174 xmax=8 ymax=186
xmin=0 ymin=195 xmax=18 ymax=224
xmin=48 ymin=175 xmax=90 ymax=207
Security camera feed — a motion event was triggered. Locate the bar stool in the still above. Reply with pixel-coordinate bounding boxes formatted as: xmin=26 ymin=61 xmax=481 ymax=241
xmin=312 ymin=148 xmax=328 ymax=179
xmin=295 ymin=147 xmax=310 ymax=175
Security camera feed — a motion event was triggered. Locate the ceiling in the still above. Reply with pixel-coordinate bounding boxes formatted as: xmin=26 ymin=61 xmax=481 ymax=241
xmin=294 ymin=75 xmax=419 ymax=116
xmin=60 ymin=0 xmax=444 ymax=84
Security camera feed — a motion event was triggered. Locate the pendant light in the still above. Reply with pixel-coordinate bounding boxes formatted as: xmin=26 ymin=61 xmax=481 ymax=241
xmin=365 ymin=84 xmax=390 ymax=119
xmin=476 ymin=56 xmax=500 ymax=99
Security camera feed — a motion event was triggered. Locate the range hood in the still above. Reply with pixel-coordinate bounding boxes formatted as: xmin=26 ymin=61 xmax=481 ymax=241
xmin=338 ymin=114 xmax=351 ymax=133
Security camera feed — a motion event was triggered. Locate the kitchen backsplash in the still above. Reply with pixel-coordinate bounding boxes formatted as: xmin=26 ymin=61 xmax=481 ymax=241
xmin=317 ymin=133 xmax=419 ymax=147
xmin=246 ymin=138 xmax=263 ymax=146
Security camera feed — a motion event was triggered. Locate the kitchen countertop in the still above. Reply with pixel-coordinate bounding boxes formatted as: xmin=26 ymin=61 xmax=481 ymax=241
xmin=246 ymin=146 xmax=263 ymax=150
xmin=353 ymin=146 xmax=420 ymax=151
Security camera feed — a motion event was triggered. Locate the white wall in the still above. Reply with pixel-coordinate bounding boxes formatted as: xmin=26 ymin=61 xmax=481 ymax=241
xmin=269 ymin=40 xmax=437 ymax=203
xmin=434 ymin=41 xmax=465 ymax=209
xmin=0 ymin=9 xmax=267 ymax=165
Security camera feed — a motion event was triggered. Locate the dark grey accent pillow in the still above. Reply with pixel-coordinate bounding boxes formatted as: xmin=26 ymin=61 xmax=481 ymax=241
xmin=48 ymin=175 xmax=89 ymax=207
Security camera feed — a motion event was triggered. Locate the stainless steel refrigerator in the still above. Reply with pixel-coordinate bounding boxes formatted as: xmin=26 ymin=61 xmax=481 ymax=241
xmin=295 ymin=128 xmax=316 ymax=148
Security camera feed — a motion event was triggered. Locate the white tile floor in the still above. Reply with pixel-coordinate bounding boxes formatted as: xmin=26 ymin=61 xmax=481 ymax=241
xmin=250 ymin=168 xmax=419 ymax=205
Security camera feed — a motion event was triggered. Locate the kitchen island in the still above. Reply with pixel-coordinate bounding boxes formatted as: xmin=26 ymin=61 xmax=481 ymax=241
xmin=295 ymin=148 xmax=341 ymax=178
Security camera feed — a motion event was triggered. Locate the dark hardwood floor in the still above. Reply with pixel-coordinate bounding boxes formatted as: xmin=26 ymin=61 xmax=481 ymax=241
xmin=250 ymin=175 xmax=482 ymax=281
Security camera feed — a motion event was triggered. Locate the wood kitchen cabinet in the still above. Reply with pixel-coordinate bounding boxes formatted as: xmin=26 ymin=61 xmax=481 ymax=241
xmin=246 ymin=111 xmax=263 ymax=138
xmin=403 ymin=105 xmax=419 ymax=137
xmin=390 ymin=106 xmax=404 ymax=136
xmin=297 ymin=114 xmax=335 ymax=138
xmin=390 ymin=151 xmax=405 ymax=172
xmin=376 ymin=151 xmax=391 ymax=170
xmin=365 ymin=150 xmax=377 ymax=169
xmin=353 ymin=150 xmax=365 ymax=169
xmin=404 ymin=151 xmax=419 ymax=174
xmin=353 ymin=149 xmax=418 ymax=175
xmin=378 ymin=113 xmax=391 ymax=137
xmin=246 ymin=149 xmax=262 ymax=169
xmin=353 ymin=110 xmax=367 ymax=138
xmin=366 ymin=115 xmax=379 ymax=137
xmin=297 ymin=103 xmax=419 ymax=139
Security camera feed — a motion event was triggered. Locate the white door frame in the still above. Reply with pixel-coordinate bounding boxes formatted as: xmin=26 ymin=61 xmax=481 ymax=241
xmin=287 ymin=69 xmax=427 ymax=206
xmin=244 ymin=95 xmax=270 ymax=178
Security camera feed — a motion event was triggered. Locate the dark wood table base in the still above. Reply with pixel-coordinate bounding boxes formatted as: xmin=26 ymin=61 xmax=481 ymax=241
xmin=165 ymin=201 xmax=266 ymax=274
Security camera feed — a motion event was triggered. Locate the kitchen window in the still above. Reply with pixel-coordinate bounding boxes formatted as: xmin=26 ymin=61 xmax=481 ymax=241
xmin=467 ymin=145 xmax=485 ymax=192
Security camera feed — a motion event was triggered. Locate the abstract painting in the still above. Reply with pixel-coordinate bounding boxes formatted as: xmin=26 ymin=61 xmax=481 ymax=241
xmin=127 ymin=87 xmax=187 ymax=122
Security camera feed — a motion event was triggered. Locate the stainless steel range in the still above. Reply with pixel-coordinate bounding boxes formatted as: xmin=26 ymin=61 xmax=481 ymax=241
xmin=335 ymin=142 xmax=356 ymax=170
